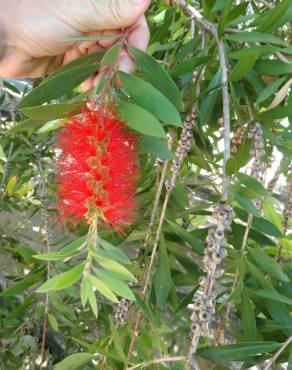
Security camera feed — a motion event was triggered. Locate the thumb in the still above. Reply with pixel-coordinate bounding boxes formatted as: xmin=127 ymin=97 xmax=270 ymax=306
xmin=79 ymin=0 xmax=151 ymax=31
xmin=96 ymin=0 xmax=150 ymax=29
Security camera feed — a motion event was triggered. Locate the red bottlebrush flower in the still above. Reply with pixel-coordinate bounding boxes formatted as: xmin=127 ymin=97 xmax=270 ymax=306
xmin=56 ymin=104 xmax=139 ymax=231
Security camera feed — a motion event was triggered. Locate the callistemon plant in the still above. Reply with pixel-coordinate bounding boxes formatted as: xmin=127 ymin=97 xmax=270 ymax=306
xmin=36 ymin=102 xmax=139 ymax=316
xmin=56 ymin=103 xmax=139 ymax=232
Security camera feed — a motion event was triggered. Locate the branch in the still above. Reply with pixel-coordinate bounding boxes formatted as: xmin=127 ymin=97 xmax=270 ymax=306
xmin=38 ymin=157 xmax=52 ymax=370
xmin=126 ymin=356 xmax=186 ymax=370
xmin=263 ymin=336 xmax=292 ymax=370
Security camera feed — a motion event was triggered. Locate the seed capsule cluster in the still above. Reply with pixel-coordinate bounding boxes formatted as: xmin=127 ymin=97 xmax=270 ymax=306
xmin=165 ymin=109 xmax=196 ymax=193
xmin=248 ymin=122 xmax=265 ymax=183
xmin=231 ymin=127 xmax=244 ymax=154
xmin=283 ymin=177 xmax=292 ymax=235
xmin=187 ymin=201 xmax=233 ymax=364
xmin=114 ymin=298 xmax=130 ymax=327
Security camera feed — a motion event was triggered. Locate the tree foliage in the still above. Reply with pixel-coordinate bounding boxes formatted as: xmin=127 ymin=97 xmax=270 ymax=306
xmin=0 ymin=0 xmax=292 ymax=369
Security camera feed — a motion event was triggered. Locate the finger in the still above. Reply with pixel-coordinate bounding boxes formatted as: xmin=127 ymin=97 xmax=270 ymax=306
xmin=98 ymin=29 xmax=122 ymax=49
xmin=118 ymin=16 xmax=150 ymax=74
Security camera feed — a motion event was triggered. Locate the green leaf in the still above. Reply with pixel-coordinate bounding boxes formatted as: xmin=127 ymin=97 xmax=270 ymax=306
xmin=154 ymin=235 xmax=172 ymax=308
xmin=0 ymin=269 xmax=45 ymax=297
xmin=36 ymin=264 xmax=84 ymax=293
xmin=236 ymin=138 xmax=252 ymax=169
xmin=88 ymin=286 xmax=98 ymax=318
xmin=109 ymin=316 xmax=126 ymax=360
xmin=255 ymin=60 xmax=292 ymax=76
xmin=33 ymin=236 xmax=87 ymax=261
xmin=128 ymin=45 xmax=183 ymax=112
xmin=248 ymin=247 xmax=289 ymax=282
xmin=255 ymin=290 xmax=292 ymax=306
xmin=21 ymin=103 xmax=80 ymax=121
xmin=198 ymin=342 xmax=281 ymax=361
xmin=241 ymin=288 xmax=256 ymax=341
xmin=200 ymin=70 xmax=221 ymax=123
xmin=6 ymin=176 xmax=17 ymax=196
xmin=233 ymin=193 xmax=260 ymax=217
xmin=252 ymin=217 xmax=283 ymax=238
xmin=9 ymin=118 xmax=46 ymax=133
xmin=0 ymin=144 xmax=6 ymax=161
xmin=224 ymin=32 xmax=287 ymax=46
xmin=101 ymin=43 xmax=121 ymax=67
xmin=99 ymin=239 xmax=131 ymax=265
xmin=54 ymin=353 xmax=95 ymax=370
xmin=140 ymin=136 xmax=174 ymax=160
xmin=229 ymin=52 xmax=259 ymax=81
xmin=118 ymin=100 xmax=166 ymax=138
xmin=59 ymin=236 xmax=88 ymax=256
xmin=88 ymin=274 xmax=118 ymax=303
xmin=19 ymin=64 xmax=98 ymax=108
xmin=63 ymin=34 xmax=121 ymax=42
xmin=229 ymin=45 xmax=279 ymax=60
xmin=94 ymin=254 xmax=136 ymax=282
xmin=48 ymin=313 xmax=59 ymax=332
xmin=257 ymin=0 xmax=292 ymax=32
xmin=95 ymin=268 xmax=135 ymax=301
xmin=118 ymin=71 xmax=182 ymax=127
xmin=169 ymin=56 xmax=209 ymax=77
xmin=236 ymin=173 xmax=269 ymax=197
xmin=226 ymin=156 xmax=237 ymax=176
xmin=256 ymin=77 xmax=287 ymax=106
xmin=80 ymin=277 xmax=91 ymax=307
xmin=165 ymin=219 xmax=205 ymax=255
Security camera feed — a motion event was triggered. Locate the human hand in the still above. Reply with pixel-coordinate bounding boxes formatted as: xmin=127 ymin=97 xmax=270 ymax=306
xmin=0 ymin=0 xmax=150 ymax=88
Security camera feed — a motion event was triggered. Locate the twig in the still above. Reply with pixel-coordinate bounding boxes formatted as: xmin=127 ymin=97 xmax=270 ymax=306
xmin=125 ymin=106 xmax=197 ymax=365
xmin=39 ymin=158 xmax=52 ymax=370
xmin=262 ymin=336 xmax=292 ymax=370
xmin=126 ymin=191 xmax=171 ymax=364
xmin=126 ymin=356 xmax=186 ymax=370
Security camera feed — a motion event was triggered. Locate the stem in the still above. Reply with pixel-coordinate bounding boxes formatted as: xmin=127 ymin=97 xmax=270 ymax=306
xmin=125 ymin=192 xmax=171 ymax=365
xmin=225 ymin=214 xmax=253 ymax=322
xmin=126 ymin=356 xmax=186 ymax=370
xmin=262 ymin=336 xmax=292 ymax=370
xmin=39 ymin=159 xmax=51 ymax=370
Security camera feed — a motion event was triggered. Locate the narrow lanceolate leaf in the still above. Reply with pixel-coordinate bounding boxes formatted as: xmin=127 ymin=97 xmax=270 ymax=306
xmin=229 ymin=52 xmax=259 ymax=81
xmin=236 ymin=173 xmax=269 ymax=197
xmin=100 ymin=238 xmax=131 ymax=264
xmin=257 ymin=0 xmax=292 ymax=32
xmin=224 ymin=32 xmax=287 ymax=46
xmin=128 ymin=44 xmax=183 ymax=112
xmin=54 ymin=353 xmax=95 ymax=370
xmin=94 ymin=254 xmax=136 ymax=282
xmin=21 ymin=103 xmax=81 ymax=121
xmin=88 ymin=286 xmax=98 ymax=317
xmin=248 ymin=247 xmax=289 ymax=282
xmin=233 ymin=192 xmax=260 ymax=218
xmin=33 ymin=235 xmax=87 ymax=261
xmin=255 ymin=290 xmax=292 ymax=306
xmin=0 ymin=144 xmax=6 ymax=161
xmin=62 ymin=34 xmax=121 ymax=42
xmin=88 ymin=274 xmax=118 ymax=303
xmin=254 ymin=60 xmax=292 ymax=76
xmin=19 ymin=64 xmax=98 ymax=108
xmin=118 ymin=71 xmax=182 ymax=127
xmin=241 ymin=288 xmax=257 ymax=341
xmin=140 ymin=136 xmax=174 ymax=160
xmin=101 ymin=43 xmax=121 ymax=67
xmin=154 ymin=235 xmax=172 ymax=308
xmin=80 ymin=277 xmax=91 ymax=307
xmin=169 ymin=56 xmax=209 ymax=77
xmin=255 ymin=76 xmax=287 ymax=106
xmin=95 ymin=268 xmax=135 ymax=301
xmin=118 ymin=100 xmax=166 ymax=138
xmin=36 ymin=263 xmax=84 ymax=293
xmin=267 ymin=77 xmax=292 ymax=110
xmin=198 ymin=342 xmax=281 ymax=361
xmin=252 ymin=217 xmax=283 ymax=238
